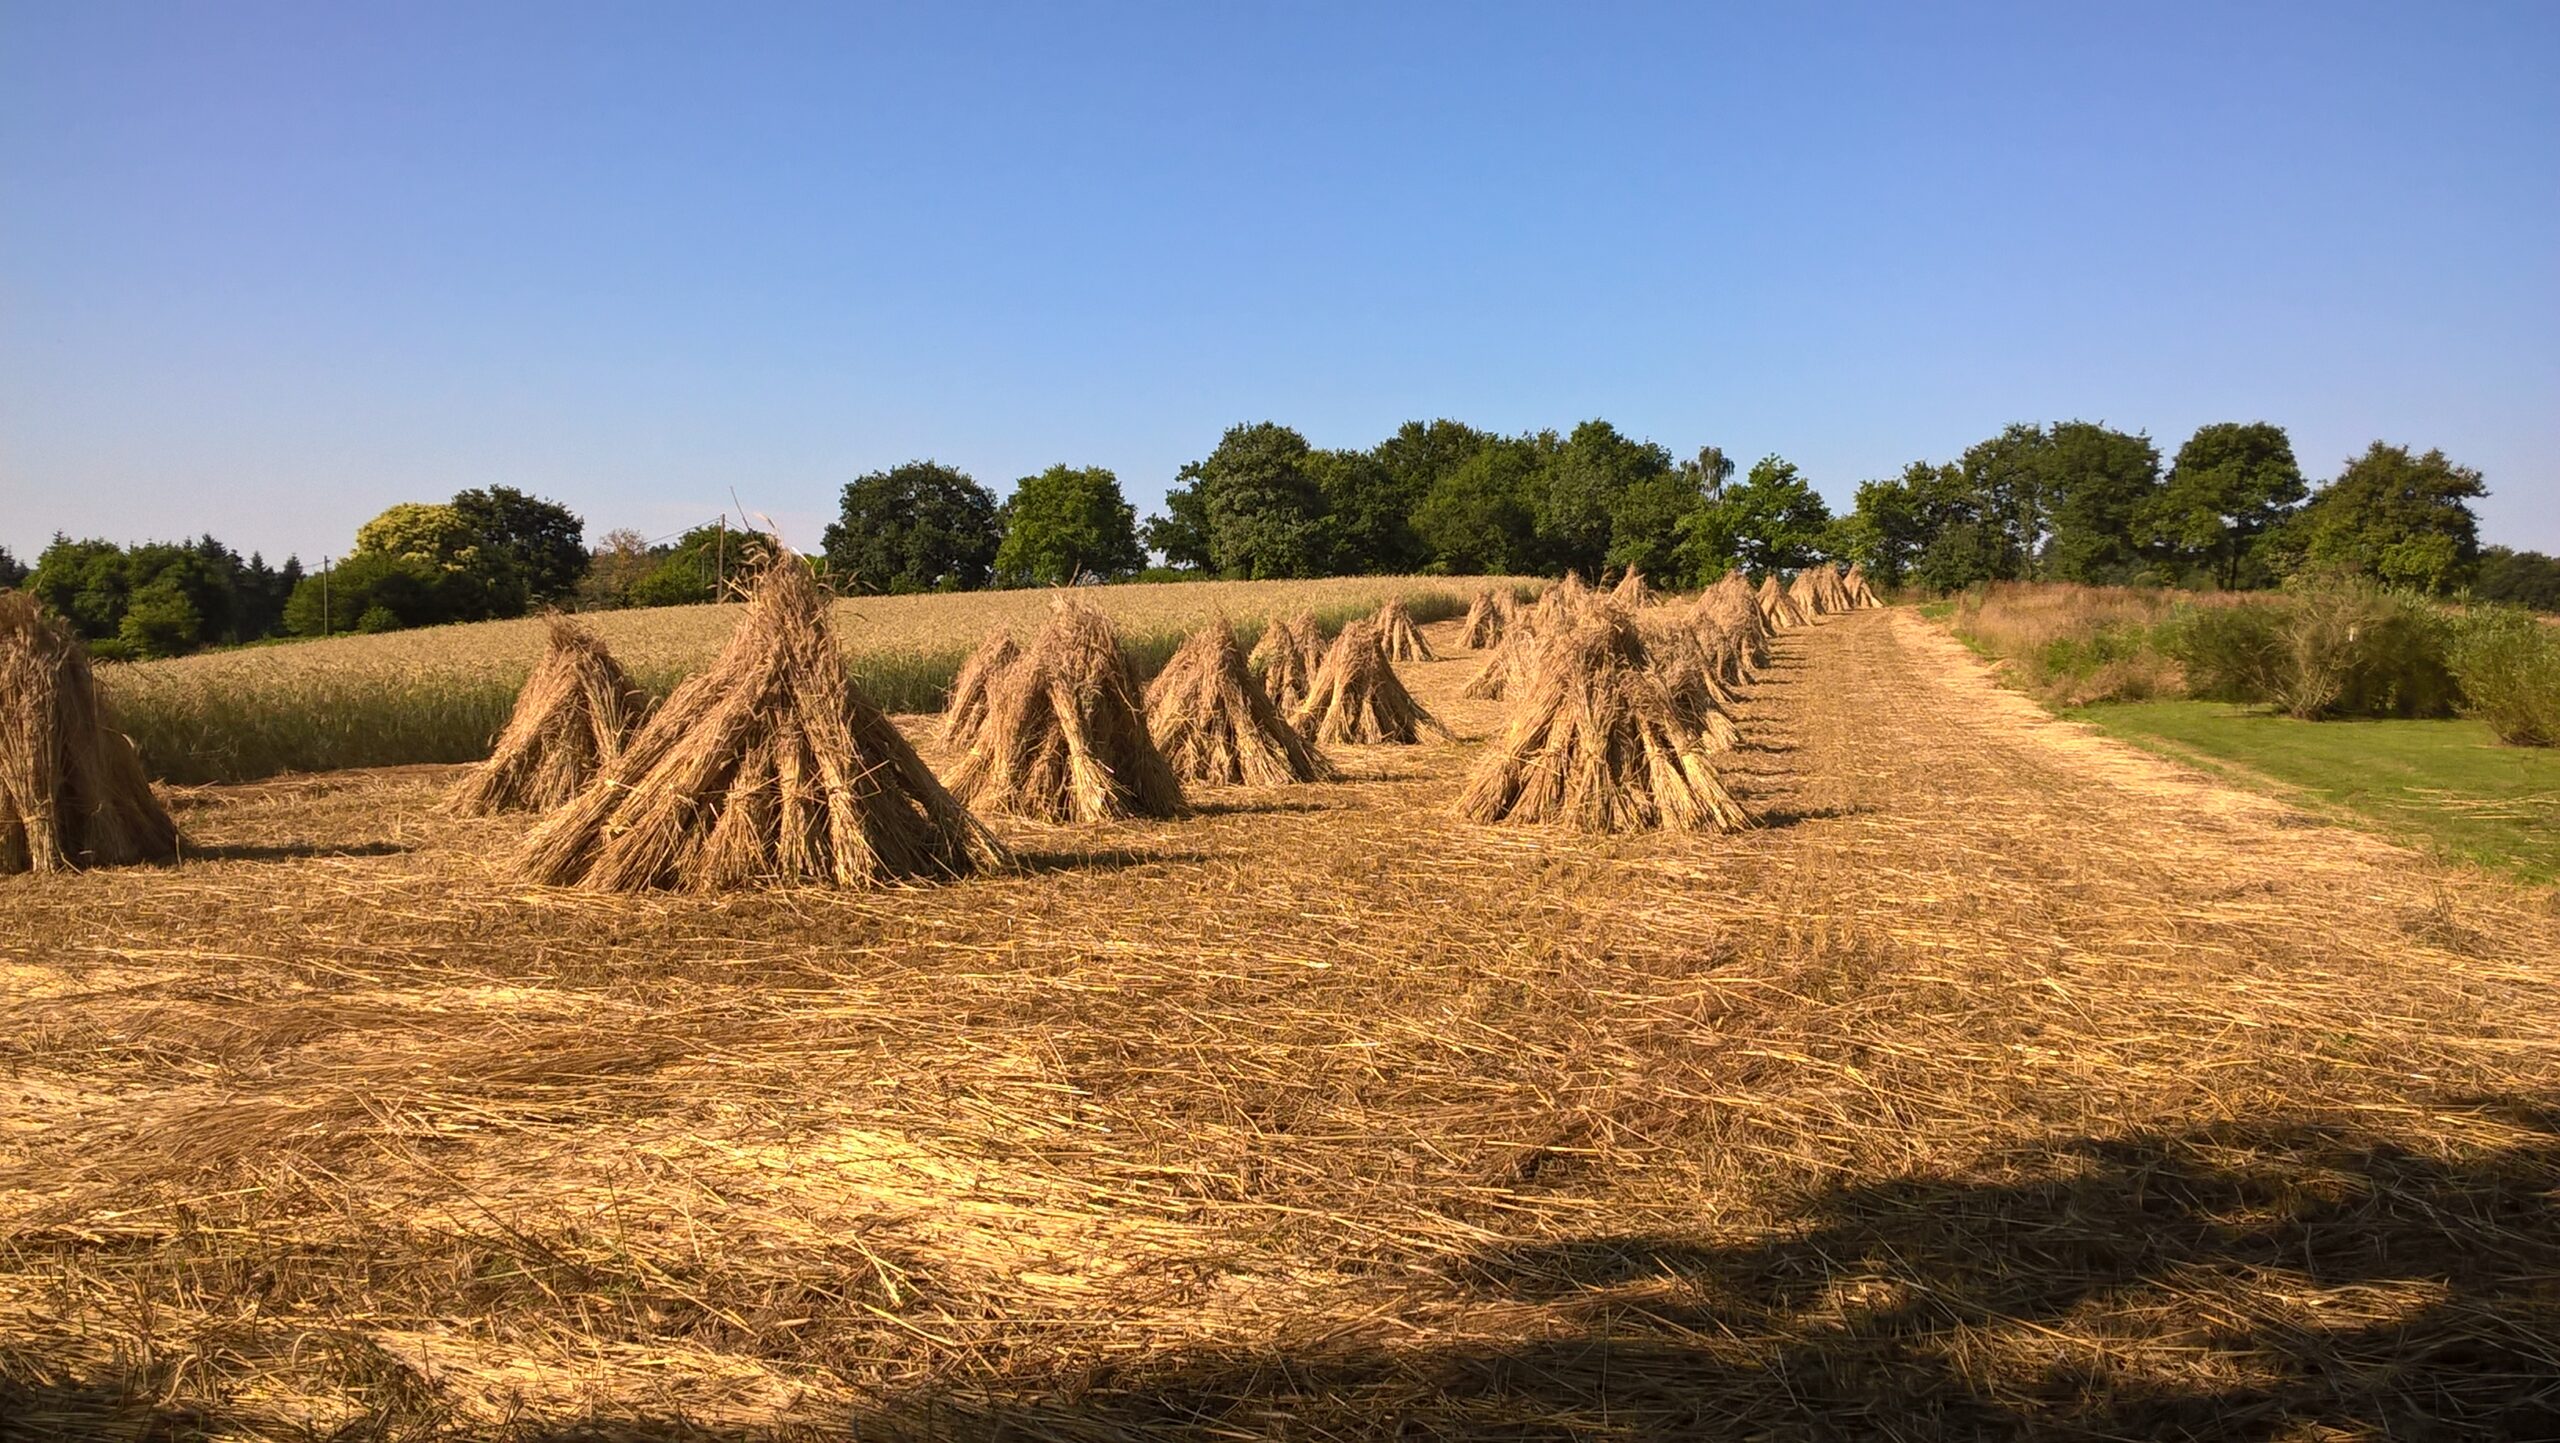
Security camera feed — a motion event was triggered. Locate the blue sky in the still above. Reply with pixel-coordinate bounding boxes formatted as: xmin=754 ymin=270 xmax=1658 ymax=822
xmin=4 ymin=1 xmax=2555 ymax=563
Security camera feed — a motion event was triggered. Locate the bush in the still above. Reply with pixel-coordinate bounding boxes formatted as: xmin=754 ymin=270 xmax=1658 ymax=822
xmin=2447 ymin=607 xmax=2560 ymax=746
xmin=2162 ymin=577 xmax=2456 ymax=719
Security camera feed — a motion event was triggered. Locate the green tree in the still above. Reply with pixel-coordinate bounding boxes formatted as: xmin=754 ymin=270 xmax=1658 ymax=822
xmin=1192 ymin=423 xmax=1331 ymax=579
xmin=452 ymin=486 xmax=588 ymax=602
xmin=1413 ymin=438 xmax=1542 ymax=575
xmin=117 ymin=575 xmax=203 ymax=657
xmin=0 ymin=545 xmax=26 ymax=590
xmin=1374 ymin=420 xmax=1493 ymax=502
xmin=2037 ymin=421 xmax=2161 ymax=583
xmin=2290 ymin=442 xmax=2487 ymax=593
xmin=822 ymin=461 xmax=1002 ymax=594
xmin=1532 ymin=420 xmax=1671 ymax=577
xmin=2143 ymin=422 xmax=2307 ymax=589
xmin=994 ymin=465 xmax=1145 ymax=586
xmin=1607 ymin=469 xmax=1711 ymax=583
xmin=1141 ymin=477 xmax=1212 ymax=571
xmin=28 ymin=537 xmax=134 ymax=638
xmin=1308 ymin=447 xmax=1424 ymax=574
xmin=630 ymin=523 xmax=782 ymax=606
xmin=355 ymin=502 xmax=477 ymax=563
xmin=1956 ymin=424 xmax=2050 ymax=579
xmin=283 ymin=550 xmax=446 ymax=636
xmin=2474 ymin=546 xmax=2560 ymax=613
xmin=1676 ymin=455 xmax=1833 ymax=578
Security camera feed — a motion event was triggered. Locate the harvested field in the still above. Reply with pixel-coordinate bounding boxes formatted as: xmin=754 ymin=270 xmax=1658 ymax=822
xmin=6 ymin=609 xmax=2559 ymax=1439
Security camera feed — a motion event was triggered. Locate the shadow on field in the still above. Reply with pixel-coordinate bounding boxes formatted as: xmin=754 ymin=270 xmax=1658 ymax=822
xmin=183 ymin=839 xmax=414 ymax=862
xmin=1009 ymin=847 xmax=1213 ymax=877
xmin=8 ymin=1109 xmax=2555 ymax=1441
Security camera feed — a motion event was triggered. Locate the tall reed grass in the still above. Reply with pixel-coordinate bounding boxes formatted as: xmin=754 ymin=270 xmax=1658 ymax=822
xmin=103 ymin=578 xmax=1488 ymax=783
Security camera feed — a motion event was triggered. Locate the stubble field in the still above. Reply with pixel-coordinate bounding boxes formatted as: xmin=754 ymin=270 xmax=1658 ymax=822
xmin=5 ymin=599 xmax=2558 ymax=1440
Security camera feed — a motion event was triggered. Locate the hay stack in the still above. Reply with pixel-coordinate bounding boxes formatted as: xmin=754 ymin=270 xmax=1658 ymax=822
xmin=1757 ymin=574 xmax=1807 ymax=629
xmin=1457 ymin=588 xmax=1508 ymax=649
xmin=1787 ymin=568 xmax=1824 ymax=619
xmin=516 ymin=556 xmax=1004 ymax=891
xmin=1145 ymin=621 xmax=1333 ymax=786
xmin=940 ymin=629 xmax=1021 ymax=747
xmin=1294 ymin=619 xmax=1448 ymax=745
xmin=0 ymin=593 xmax=181 ymax=874
xmin=449 ymin=618 xmax=649 ymax=816
xmin=1249 ymin=615 xmax=1318 ymax=711
xmin=1693 ymin=587 xmax=1767 ymax=688
xmin=1457 ymin=605 xmax=1751 ymax=833
xmin=1611 ymin=567 xmax=1652 ymax=607
xmin=1640 ymin=618 xmax=1743 ymax=751
xmin=1373 ymin=597 xmax=1435 ymax=662
xmin=1462 ymin=615 xmax=1533 ymax=700
xmin=950 ymin=598 xmax=1184 ymax=822
xmin=1844 ymin=562 xmax=1882 ymax=608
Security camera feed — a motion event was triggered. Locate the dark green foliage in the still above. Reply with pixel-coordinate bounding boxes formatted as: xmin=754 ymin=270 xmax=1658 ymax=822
xmin=822 ymin=461 xmax=1003 ymax=594
xmin=2472 ymin=547 xmax=2560 ymax=613
xmin=1674 ymin=455 xmax=1833 ymax=579
xmin=283 ymin=550 xmax=448 ymax=637
xmin=2289 ymin=443 xmax=2486 ymax=594
xmin=2162 ymin=578 xmax=2458 ymax=720
xmin=1412 ymin=438 xmax=1543 ymax=575
xmin=1308 ymin=447 xmax=1425 ymax=575
xmin=1533 ymin=420 xmax=1676 ymax=578
xmin=451 ymin=486 xmax=589 ymax=602
xmin=0 ymin=545 xmax=25 ymax=589
xmin=1839 ymin=462 xmax=1982 ymax=590
xmin=1194 ymin=423 xmax=1332 ymax=579
xmin=1955 ymin=424 xmax=2052 ymax=580
xmin=994 ymin=465 xmax=1145 ymax=586
xmin=1141 ymin=481 xmax=1212 ymax=572
xmin=629 ymin=523 xmax=782 ymax=606
xmin=2145 ymin=422 xmax=2307 ymax=589
xmin=25 ymin=534 xmax=301 ymax=656
xmin=2037 ymin=421 xmax=2161 ymax=583
xmin=2446 ymin=606 xmax=2560 ymax=746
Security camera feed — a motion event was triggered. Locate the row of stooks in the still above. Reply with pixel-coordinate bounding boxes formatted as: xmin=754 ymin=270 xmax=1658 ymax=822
xmin=0 ymin=558 xmax=1880 ymax=885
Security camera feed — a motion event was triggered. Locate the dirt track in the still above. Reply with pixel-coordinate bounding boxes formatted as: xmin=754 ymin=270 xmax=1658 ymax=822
xmin=5 ymin=607 xmax=2557 ymax=1439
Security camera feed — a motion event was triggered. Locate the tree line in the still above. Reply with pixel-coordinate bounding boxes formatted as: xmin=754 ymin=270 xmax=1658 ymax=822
xmin=7 ymin=417 xmax=2554 ymax=659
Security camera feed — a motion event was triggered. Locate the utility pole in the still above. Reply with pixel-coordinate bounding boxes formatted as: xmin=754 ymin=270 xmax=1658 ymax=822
xmin=715 ymin=518 xmax=726 ymax=596
xmin=321 ymin=556 xmax=332 ymax=636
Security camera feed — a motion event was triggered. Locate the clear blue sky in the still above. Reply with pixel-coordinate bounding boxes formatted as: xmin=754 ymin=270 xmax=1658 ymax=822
xmin=5 ymin=1 xmax=2555 ymax=564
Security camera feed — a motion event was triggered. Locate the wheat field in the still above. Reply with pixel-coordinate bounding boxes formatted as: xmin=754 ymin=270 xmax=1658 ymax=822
xmin=101 ymin=577 xmax=1495 ymax=784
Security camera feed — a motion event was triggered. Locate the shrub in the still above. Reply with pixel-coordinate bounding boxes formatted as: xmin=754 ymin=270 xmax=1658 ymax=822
xmin=2162 ymin=577 xmax=2455 ymax=720
xmin=2447 ymin=607 xmax=2560 ymax=746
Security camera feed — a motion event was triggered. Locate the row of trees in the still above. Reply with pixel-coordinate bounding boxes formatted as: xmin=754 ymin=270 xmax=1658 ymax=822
xmin=8 ymin=419 xmax=2549 ymax=658
xmin=1138 ymin=417 xmax=2526 ymax=600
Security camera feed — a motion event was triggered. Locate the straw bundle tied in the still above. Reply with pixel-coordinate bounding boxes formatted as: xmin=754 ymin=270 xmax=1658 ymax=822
xmin=1249 ymin=615 xmax=1318 ymax=711
xmin=447 ymin=617 xmax=649 ymax=815
xmin=1695 ymin=582 xmax=1769 ymax=685
xmin=1758 ymin=574 xmax=1808 ymax=629
xmin=1457 ymin=588 xmax=1508 ymax=649
xmin=1373 ymin=597 xmax=1435 ymax=662
xmin=939 ymin=628 xmax=1021 ymax=748
xmin=1611 ymin=566 xmax=1652 ymax=607
xmin=516 ymin=554 xmax=1005 ymax=890
xmin=1787 ymin=568 xmax=1822 ymax=620
xmin=1844 ymin=561 xmax=1883 ymax=608
xmin=1294 ymin=619 xmax=1449 ymax=745
xmin=950 ymin=597 xmax=1184 ymax=822
xmin=0 ymin=592 xmax=180 ymax=874
xmin=1145 ymin=620 xmax=1334 ymax=786
xmin=1458 ymin=602 xmax=1753 ymax=833
xmin=1640 ymin=618 xmax=1744 ymax=751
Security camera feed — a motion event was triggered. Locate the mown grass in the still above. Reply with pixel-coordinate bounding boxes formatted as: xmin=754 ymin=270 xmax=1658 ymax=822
xmin=104 ymin=577 xmax=1500 ymax=783
xmin=2072 ymin=700 xmax=2560 ymax=883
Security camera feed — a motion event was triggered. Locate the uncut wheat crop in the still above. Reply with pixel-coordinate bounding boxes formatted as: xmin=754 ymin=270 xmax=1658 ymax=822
xmin=104 ymin=576 xmax=1507 ymax=783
